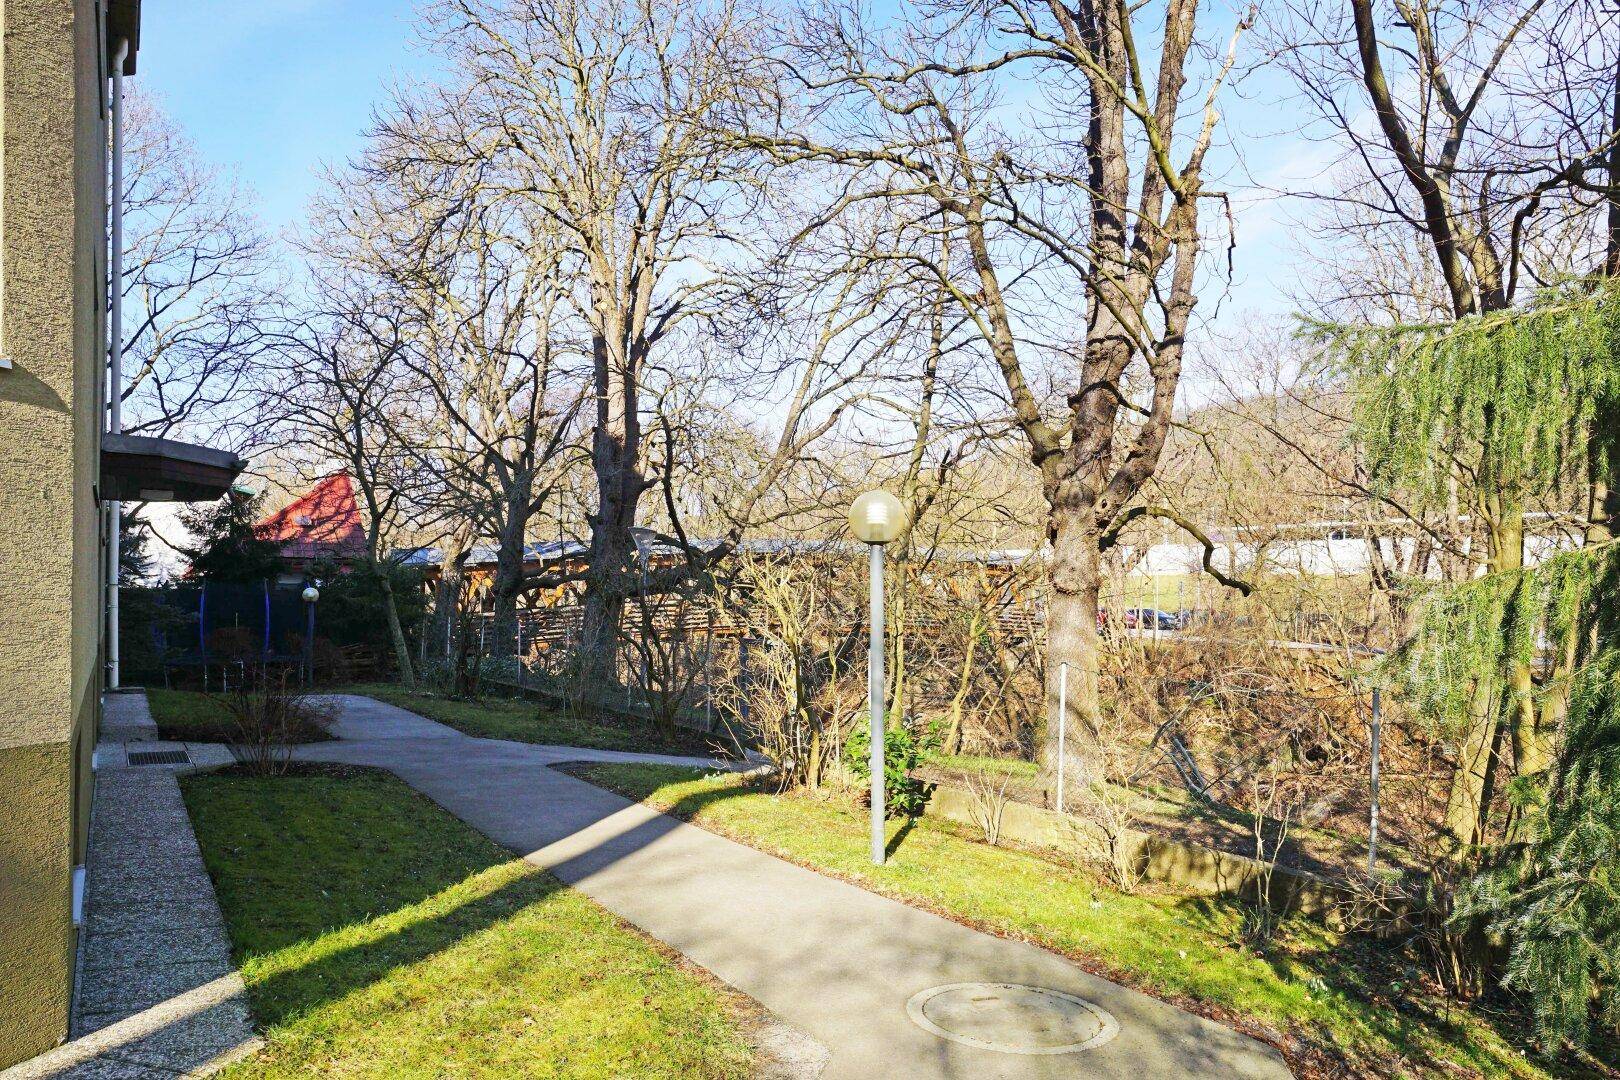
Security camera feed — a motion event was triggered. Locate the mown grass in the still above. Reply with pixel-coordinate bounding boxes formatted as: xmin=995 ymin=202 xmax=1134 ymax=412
xmin=145 ymin=688 xmax=241 ymax=741
xmin=182 ymin=764 xmax=753 ymax=1079
xmin=574 ymin=762 xmax=1548 ymax=1080
xmin=146 ymin=688 xmax=331 ymax=744
xmin=343 ymin=682 xmax=727 ymax=757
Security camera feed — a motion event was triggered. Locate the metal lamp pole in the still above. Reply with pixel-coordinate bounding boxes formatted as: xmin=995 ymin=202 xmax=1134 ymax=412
xmin=302 ymin=586 xmax=320 ymax=688
xmin=849 ymin=490 xmax=906 ymax=866
xmin=867 ymin=542 xmax=886 ymax=865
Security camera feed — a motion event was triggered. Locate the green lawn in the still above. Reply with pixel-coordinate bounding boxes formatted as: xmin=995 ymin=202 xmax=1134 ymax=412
xmin=344 ymin=682 xmax=729 ymax=757
xmin=182 ymin=764 xmax=753 ymax=1079
xmin=573 ymin=763 xmax=1548 ymax=1080
xmin=146 ymin=688 xmax=331 ymax=744
xmin=145 ymin=688 xmax=241 ymax=741
xmin=920 ymin=750 xmax=1040 ymax=779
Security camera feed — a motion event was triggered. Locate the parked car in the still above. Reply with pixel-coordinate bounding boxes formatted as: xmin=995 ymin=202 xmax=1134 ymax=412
xmin=1123 ymin=607 xmax=1180 ymax=631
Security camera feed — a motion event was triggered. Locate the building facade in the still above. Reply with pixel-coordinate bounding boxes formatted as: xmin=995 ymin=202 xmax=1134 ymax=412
xmin=0 ymin=1 xmax=239 ymax=1067
xmin=0 ymin=0 xmax=131 ymax=1065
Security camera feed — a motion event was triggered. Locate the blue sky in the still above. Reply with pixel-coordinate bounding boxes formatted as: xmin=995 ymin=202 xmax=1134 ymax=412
xmin=140 ymin=1 xmax=444 ymax=234
xmin=138 ymin=1 xmax=1327 ymax=368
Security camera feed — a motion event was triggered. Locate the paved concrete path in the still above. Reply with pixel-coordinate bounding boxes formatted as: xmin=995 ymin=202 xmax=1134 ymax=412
xmin=297 ymin=695 xmax=1291 ymax=1080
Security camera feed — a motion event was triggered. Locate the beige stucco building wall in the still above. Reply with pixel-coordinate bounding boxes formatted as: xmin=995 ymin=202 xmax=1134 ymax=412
xmin=0 ymin=0 xmax=111 ymax=1067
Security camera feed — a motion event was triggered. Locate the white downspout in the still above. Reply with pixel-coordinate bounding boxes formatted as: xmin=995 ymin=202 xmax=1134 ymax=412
xmin=107 ymin=38 xmax=128 ymax=689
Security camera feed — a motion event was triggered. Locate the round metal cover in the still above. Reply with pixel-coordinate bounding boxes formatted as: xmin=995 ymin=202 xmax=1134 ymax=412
xmin=905 ymin=982 xmax=1120 ymax=1056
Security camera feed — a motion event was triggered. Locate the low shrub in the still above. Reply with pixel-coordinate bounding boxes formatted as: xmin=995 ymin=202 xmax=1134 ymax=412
xmin=224 ymin=672 xmax=333 ymax=776
xmin=843 ymin=720 xmax=932 ymax=817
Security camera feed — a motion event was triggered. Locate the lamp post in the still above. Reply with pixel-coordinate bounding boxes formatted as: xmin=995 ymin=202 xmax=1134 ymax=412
xmin=301 ymin=585 xmax=320 ymax=688
xmin=849 ymin=489 xmax=906 ymax=865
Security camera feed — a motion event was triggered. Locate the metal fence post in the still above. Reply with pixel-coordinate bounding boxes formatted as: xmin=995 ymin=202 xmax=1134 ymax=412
xmin=1151 ymin=574 xmax=1161 ymax=642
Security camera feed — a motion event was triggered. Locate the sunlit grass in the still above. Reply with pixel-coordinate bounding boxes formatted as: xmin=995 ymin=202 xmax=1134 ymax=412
xmin=183 ymin=766 xmax=752 ymax=1079
xmin=342 ymin=682 xmax=725 ymax=756
xmin=576 ymin=762 xmax=1546 ymax=1080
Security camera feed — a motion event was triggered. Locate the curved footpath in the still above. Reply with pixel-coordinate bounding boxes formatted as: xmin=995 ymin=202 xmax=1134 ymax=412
xmin=295 ymin=694 xmax=1292 ymax=1080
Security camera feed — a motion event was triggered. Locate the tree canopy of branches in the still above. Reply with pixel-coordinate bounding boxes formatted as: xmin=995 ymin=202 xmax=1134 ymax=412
xmin=748 ymin=0 xmax=1256 ymax=780
xmin=117 ymin=90 xmax=279 ymax=452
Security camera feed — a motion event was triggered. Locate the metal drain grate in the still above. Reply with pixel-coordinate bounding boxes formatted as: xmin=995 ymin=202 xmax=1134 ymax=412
xmin=128 ymin=748 xmax=191 ymax=766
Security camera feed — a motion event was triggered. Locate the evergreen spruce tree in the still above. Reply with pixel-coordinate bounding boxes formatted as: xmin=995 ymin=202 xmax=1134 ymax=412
xmin=1319 ymin=281 xmax=1620 ymax=1052
xmin=178 ymin=488 xmax=286 ymax=583
xmin=118 ymin=505 xmax=153 ymax=583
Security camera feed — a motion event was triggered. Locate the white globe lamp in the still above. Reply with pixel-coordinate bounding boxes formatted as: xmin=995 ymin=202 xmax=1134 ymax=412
xmin=848 ymin=489 xmax=906 ymax=545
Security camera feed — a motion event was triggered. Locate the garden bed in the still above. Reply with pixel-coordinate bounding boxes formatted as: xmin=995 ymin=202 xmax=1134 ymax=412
xmin=145 ymin=688 xmax=333 ymax=744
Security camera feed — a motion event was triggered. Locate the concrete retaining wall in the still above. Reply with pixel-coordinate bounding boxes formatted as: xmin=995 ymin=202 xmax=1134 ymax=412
xmin=921 ymin=783 xmax=1349 ymax=926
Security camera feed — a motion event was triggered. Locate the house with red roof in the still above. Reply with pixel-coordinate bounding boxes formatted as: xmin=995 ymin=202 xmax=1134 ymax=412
xmin=256 ymin=473 xmax=369 ymax=583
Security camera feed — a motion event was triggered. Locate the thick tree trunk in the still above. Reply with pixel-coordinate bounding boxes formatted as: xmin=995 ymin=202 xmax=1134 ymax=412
xmin=376 ymin=566 xmax=415 ymax=688
xmin=1443 ymin=680 xmax=1502 ymax=848
xmin=578 ymin=501 xmax=634 ymax=694
xmin=1497 ymin=518 xmax=1547 ymax=781
xmin=433 ymin=537 xmax=471 ymax=665
xmin=1442 ymin=500 xmax=1530 ymax=847
xmin=488 ymin=475 xmax=533 ymax=661
xmin=1042 ymin=511 xmax=1104 ymax=793
xmin=577 ymin=319 xmax=643 ymax=694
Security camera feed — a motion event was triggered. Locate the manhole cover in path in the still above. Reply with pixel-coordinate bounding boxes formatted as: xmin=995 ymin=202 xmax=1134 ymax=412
xmin=905 ymin=983 xmax=1120 ymax=1056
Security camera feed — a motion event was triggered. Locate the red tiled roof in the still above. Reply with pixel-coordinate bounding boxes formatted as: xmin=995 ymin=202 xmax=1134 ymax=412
xmin=257 ymin=474 xmax=368 ymax=562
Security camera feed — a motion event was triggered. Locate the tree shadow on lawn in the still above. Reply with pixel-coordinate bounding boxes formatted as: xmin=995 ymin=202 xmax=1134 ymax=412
xmin=198 ymin=765 xmax=762 ymax=1079
xmin=1167 ymin=892 xmax=1542 ymax=1075
xmin=187 ymin=764 xmax=569 ymax=1031
xmin=241 ymin=859 xmax=564 ymax=1031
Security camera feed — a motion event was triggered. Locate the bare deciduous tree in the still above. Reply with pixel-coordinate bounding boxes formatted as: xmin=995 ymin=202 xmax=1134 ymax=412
xmin=755 ymin=0 xmax=1256 ymax=783
xmin=118 ymin=90 xmax=278 ymax=452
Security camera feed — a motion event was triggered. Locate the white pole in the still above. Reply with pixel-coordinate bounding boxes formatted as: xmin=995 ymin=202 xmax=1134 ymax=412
xmin=1368 ymin=687 xmax=1382 ymax=875
xmin=869 ymin=543 xmax=886 ymax=866
xmin=1151 ymin=571 xmax=1160 ymax=643
xmin=106 ymin=39 xmax=129 ymax=690
xmin=1056 ymin=662 xmax=1068 ymax=813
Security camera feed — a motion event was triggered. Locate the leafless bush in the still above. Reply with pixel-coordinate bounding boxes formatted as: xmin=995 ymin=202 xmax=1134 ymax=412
xmin=893 ymin=557 xmax=1046 ymax=760
xmin=722 ymin=553 xmax=863 ymax=790
xmin=962 ymin=768 xmax=1014 ymax=847
xmin=1241 ymin=770 xmax=1298 ymax=947
xmin=1069 ymin=779 xmax=1147 ymax=894
xmin=225 ymin=670 xmax=332 ymax=776
xmin=626 ymin=585 xmax=711 ymax=735
xmin=1057 ymin=689 xmax=1148 ymax=891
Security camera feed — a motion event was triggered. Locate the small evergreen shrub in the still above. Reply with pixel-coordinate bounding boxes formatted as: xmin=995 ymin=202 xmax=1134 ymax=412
xmin=843 ymin=720 xmax=932 ymax=817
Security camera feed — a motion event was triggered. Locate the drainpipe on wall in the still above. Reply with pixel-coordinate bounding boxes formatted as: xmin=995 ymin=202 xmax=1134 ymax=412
xmin=106 ymin=37 xmax=128 ymax=689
